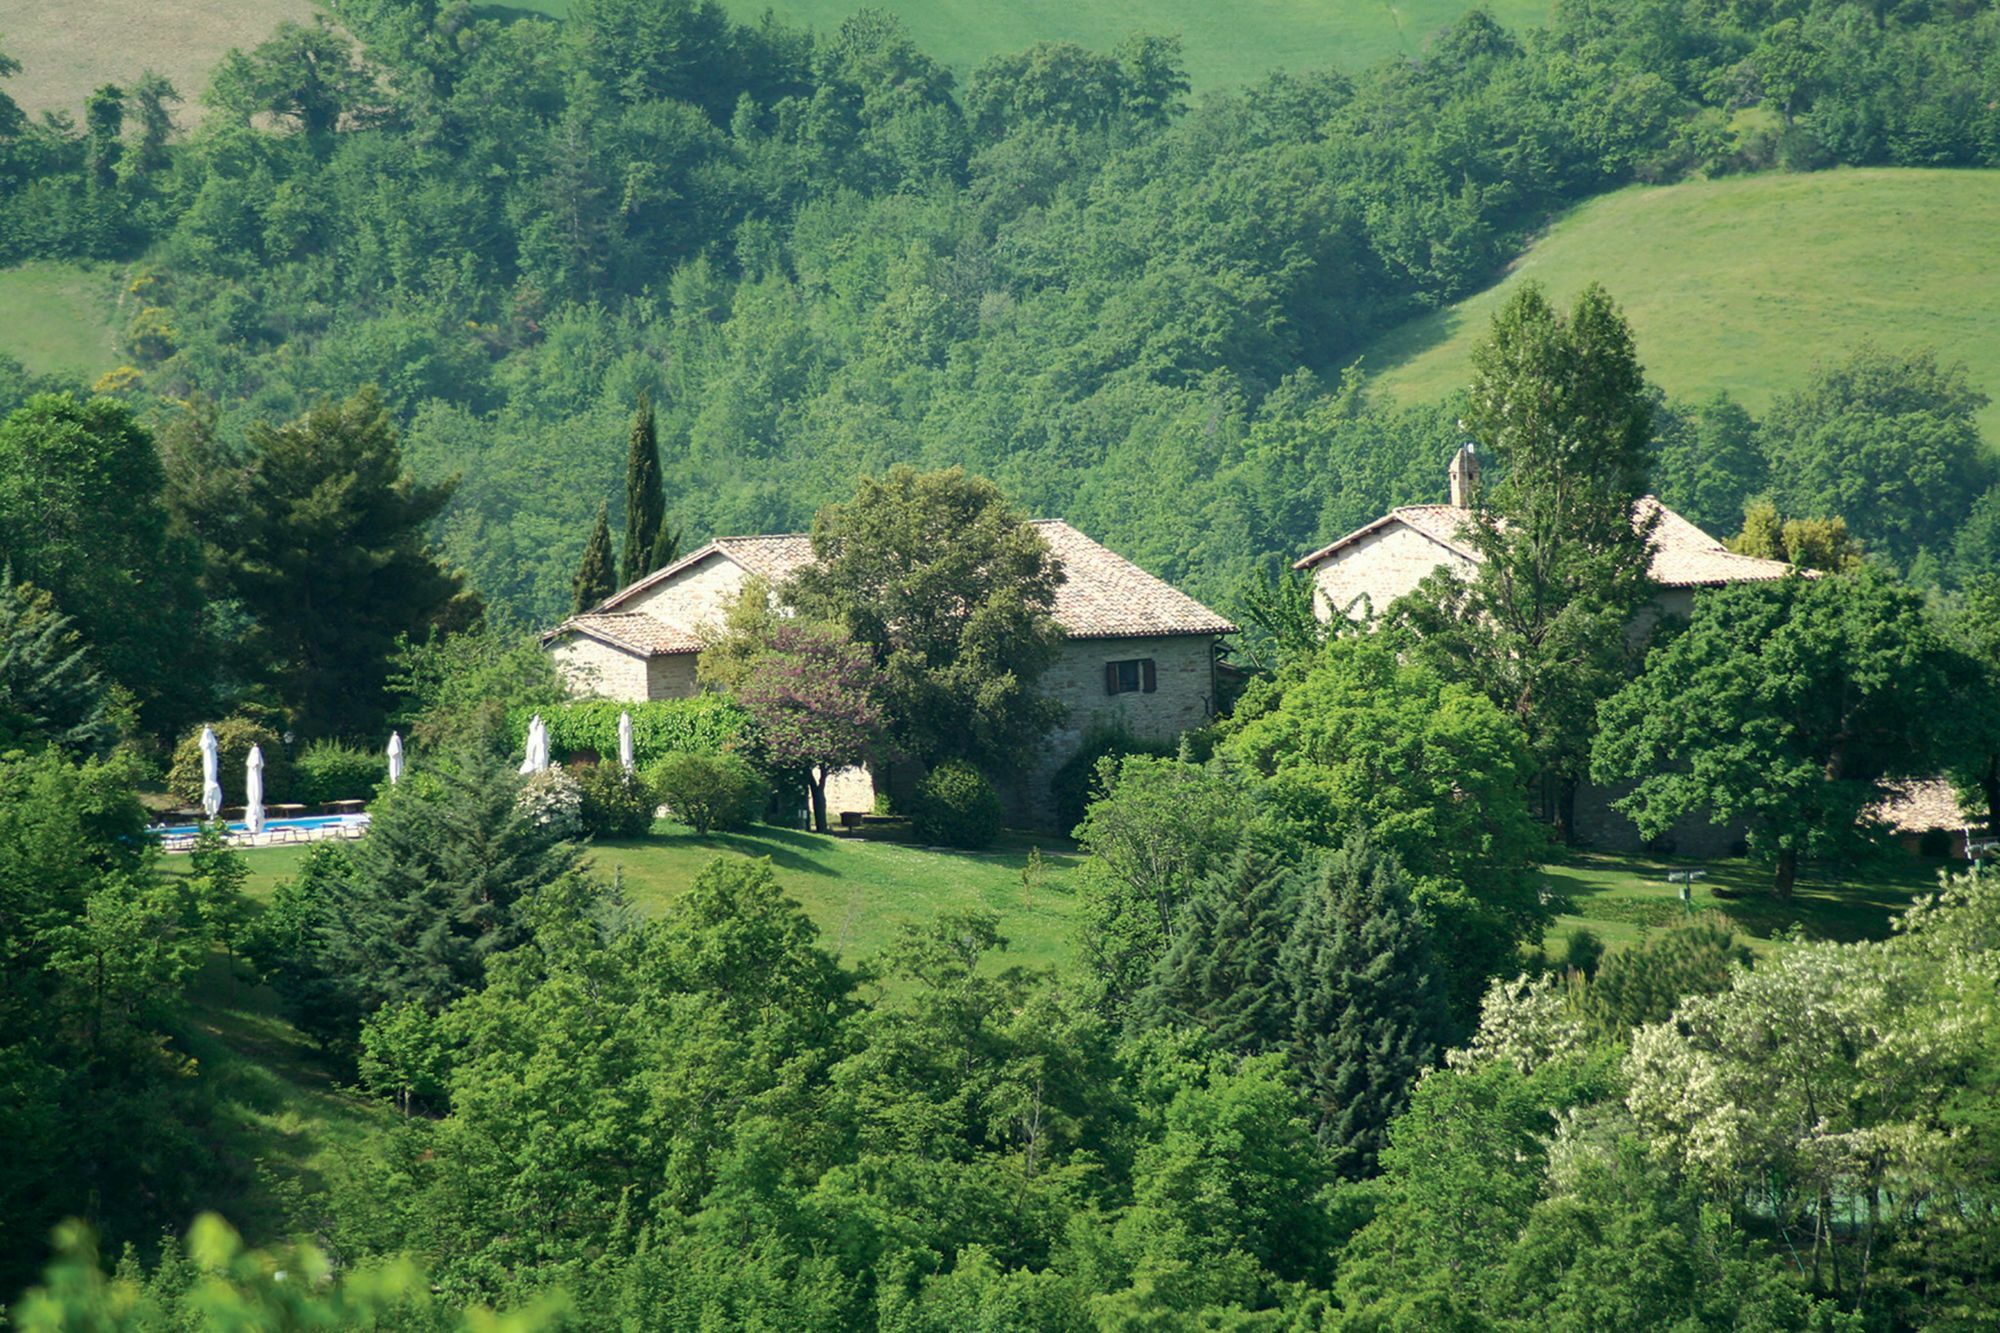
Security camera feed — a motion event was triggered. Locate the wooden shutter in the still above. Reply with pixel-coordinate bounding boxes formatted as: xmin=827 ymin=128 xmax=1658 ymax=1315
xmin=1141 ymin=659 xmax=1157 ymax=693
xmin=1105 ymin=662 xmax=1121 ymax=695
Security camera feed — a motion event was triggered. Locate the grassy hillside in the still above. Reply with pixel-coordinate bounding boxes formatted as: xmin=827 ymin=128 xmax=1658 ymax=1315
xmin=0 ymin=0 xmax=315 ymax=118
xmin=0 ymin=260 xmax=122 ymax=381
xmin=1 ymin=0 xmax=1547 ymax=119
xmin=700 ymin=0 xmax=1550 ymax=90
xmin=1363 ymin=168 xmax=2000 ymax=438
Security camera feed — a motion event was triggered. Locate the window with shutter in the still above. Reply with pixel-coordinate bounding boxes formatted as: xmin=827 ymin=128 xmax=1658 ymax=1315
xmin=1106 ymin=659 xmax=1152 ymax=694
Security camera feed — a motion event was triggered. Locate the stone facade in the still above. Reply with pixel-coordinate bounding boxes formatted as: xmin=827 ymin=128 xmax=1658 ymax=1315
xmin=1308 ymin=522 xmax=1468 ymax=622
xmin=620 ymin=555 xmax=757 ymax=632
xmin=551 ymin=633 xmax=650 ymax=699
xmin=1573 ymin=780 xmax=1744 ymax=858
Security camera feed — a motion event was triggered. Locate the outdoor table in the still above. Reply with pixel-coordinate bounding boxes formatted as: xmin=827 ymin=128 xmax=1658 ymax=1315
xmin=268 ymin=803 xmax=308 ymax=817
xmin=324 ymin=799 xmax=368 ymax=814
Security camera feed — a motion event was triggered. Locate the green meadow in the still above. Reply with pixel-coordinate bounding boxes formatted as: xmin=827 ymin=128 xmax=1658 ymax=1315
xmin=0 ymin=261 xmax=123 ymax=382
xmin=1362 ymin=167 xmax=2000 ymax=437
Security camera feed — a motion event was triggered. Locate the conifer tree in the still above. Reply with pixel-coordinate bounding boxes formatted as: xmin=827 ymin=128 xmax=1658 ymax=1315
xmin=0 ymin=568 xmax=112 ymax=755
xmin=1282 ymin=837 xmax=1450 ymax=1178
xmin=620 ymin=394 xmax=668 ymax=585
xmin=1134 ymin=839 xmax=1301 ymax=1056
xmin=572 ymin=501 xmax=617 ymax=611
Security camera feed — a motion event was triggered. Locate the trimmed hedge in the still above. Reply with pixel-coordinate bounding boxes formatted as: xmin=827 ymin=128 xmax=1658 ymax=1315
xmin=506 ymin=696 xmax=750 ymax=768
xmin=646 ymin=752 xmax=765 ymax=835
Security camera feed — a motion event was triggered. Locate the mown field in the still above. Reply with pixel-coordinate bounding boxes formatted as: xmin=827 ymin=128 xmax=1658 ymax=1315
xmin=1362 ymin=167 xmax=2000 ymax=438
xmin=0 ymin=0 xmax=315 ymax=118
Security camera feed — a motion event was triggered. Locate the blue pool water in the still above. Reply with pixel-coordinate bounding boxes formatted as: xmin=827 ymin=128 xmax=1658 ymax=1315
xmin=150 ymin=815 xmax=359 ymax=838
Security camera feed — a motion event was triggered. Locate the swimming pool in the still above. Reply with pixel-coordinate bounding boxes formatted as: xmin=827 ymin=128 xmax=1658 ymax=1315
xmin=149 ymin=815 xmax=363 ymax=839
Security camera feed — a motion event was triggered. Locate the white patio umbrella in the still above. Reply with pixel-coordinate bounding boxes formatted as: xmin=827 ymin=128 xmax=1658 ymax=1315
xmin=618 ymin=710 xmax=635 ymax=774
xmin=245 ymin=745 xmax=266 ymax=837
xmin=199 ymin=725 xmax=223 ymax=820
xmin=387 ymin=731 xmax=405 ymax=785
xmin=519 ymin=714 xmax=549 ymax=774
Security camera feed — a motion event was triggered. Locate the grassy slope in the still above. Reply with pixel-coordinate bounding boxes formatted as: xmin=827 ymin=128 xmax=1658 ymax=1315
xmin=0 ymin=0 xmax=316 ymax=120
xmin=0 ymin=260 xmax=123 ymax=381
xmin=1363 ymin=168 xmax=2000 ymax=437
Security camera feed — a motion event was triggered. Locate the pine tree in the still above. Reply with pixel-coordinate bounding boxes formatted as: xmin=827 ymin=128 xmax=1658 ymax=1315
xmin=292 ymin=747 xmax=585 ymax=1047
xmin=572 ymin=501 xmax=617 ymax=611
xmin=620 ymin=393 xmax=668 ymax=586
xmin=1134 ymin=839 xmax=1301 ymax=1056
xmin=0 ymin=568 xmax=112 ymax=755
xmin=1282 ymin=837 xmax=1450 ymax=1179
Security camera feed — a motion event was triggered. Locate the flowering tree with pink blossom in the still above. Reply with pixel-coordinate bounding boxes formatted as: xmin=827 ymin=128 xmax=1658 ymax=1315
xmin=738 ymin=621 xmax=884 ymax=832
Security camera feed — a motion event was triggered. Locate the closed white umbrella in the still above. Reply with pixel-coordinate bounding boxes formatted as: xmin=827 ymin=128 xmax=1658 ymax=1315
xmin=199 ymin=726 xmax=223 ymax=820
xmin=245 ymin=745 xmax=266 ymax=836
xmin=387 ymin=731 xmax=405 ymax=785
xmin=618 ymin=711 xmax=635 ymax=774
xmin=520 ymin=714 xmax=549 ymax=774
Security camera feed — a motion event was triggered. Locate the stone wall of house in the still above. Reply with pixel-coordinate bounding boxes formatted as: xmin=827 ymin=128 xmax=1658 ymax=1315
xmin=1005 ymin=633 xmax=1220 ymax=827
xmin=1310 ymin=525 xmax=1471 ymax=622
xmin=646 ymin=653 xmax=699 ymax=699
xmin=623 ymin=554 xmax=752 ymax=633
xmin=552 ymin=633 xmax=649 ymax=700
xmin=1573 ymin=779 xmax=1745 ymax=858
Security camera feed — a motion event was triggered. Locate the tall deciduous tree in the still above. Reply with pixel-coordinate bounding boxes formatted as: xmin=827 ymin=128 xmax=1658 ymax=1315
xmin=1762 ymin=344 xmax=1992 ymax=569
xmin=787 ymin=466 xmax=1064 ymax=770
xmin=1392 ymin=283 xmax=1657 ymax=840
xmin=619 ymin=393 xmax=676 ymax=586
xmin=0 ymin=393 xmax=205 ymax=733
xmin=1593 ymin=570 xmax=1955 ymax=896
xmin=572 ymin=501 xmax=617 ymax=613
xmin=209 ymin=389 xmax=472 ymax=738
xmin=1282 ymin=838 xmax=1449 ymax=1177
xmin=737 ymin=621 xmax=883 ymax=832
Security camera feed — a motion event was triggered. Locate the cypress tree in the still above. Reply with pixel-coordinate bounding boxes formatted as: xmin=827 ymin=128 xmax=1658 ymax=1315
xmin=1282 ymin=837 xmax=1450 ymax=1178
xmin=1134 ymin=839 xmax=1301 ymax=1056
xmin=620 ymin=393 xmax=667 ymax=585
xmin=572 ymin=501 xmax=617 ymax=611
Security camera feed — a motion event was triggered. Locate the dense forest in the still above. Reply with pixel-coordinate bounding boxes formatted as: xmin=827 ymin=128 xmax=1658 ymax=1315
xmin=2 ymin=0 xmax=1999 ymax=625
xmin=7 ymin=0 xmax=2000 ymax=1327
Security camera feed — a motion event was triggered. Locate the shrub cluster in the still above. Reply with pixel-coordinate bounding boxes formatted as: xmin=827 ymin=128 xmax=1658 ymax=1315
xmin=646 ymin=752 xmax=765 ymax=835
xmin=911 ymin=760 xmax=1003 ymax=849
xmin=576 ymin=761 xmax=657 ymax=839
xmin=1050 ymin=726 xmax=1174 ymax=838
xmin=166 ymin=718 xmax=293 ymax=806
xmin=514 ymin=767 xmax=584 ymax=839
xmin=293 ymin=740 xmax=384 ymax=805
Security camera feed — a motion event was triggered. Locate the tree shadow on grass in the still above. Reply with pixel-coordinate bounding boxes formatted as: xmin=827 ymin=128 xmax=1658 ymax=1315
xmin=596 ymin=823 xmax=842 ymax=876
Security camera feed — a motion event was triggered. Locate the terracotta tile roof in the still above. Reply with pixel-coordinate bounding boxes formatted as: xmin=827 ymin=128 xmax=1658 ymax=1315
xmin=547 ymin=611 xmax=704 ymax=656
xmin=1032 ymin=520 xmax=1238 ymax=638
xmin=1866 ymin=778 xmax=1974 ymax=834
xmin=582 ymin=520 xmax=1234 ymax=646
xmin=1295 ymin=497 xmax=1796 ymax=589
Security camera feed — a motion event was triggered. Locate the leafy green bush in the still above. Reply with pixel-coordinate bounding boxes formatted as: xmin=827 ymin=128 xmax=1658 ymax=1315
xmin=293 ymin=740 xmax=383 ymax=805
xmin=1050 ymin=725 xmax=1174 ymax=839
xmin=166 ymin=718 xmax=293 ymax=806
xmin=576 ymin=761 xmax=657 ymax=839
xmin=911 ymin=760 xmax=1003 ymax=849
xmin=506 ymin=696 xmax=751 ymax=768
xmin=646 ymin=752 xmax=765 ymax=835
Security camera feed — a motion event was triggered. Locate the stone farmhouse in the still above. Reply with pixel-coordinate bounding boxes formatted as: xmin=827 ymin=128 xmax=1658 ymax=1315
xmin=1293 ymin=444 xmax=1797 ymax=854
xmin=544 ymin=519 xmax=1237 ymax=825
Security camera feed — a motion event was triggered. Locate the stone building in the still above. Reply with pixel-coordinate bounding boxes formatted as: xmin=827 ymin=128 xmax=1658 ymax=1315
xmin=544 ymin=520 xmax=1236 ymax=826
xmin=1292 ymin=445 xmax=1797 ymax=855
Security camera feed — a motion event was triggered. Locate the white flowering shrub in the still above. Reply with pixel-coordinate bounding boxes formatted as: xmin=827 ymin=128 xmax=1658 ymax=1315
xmin=1447 ymin=972 xmax=1587 ymax=1074
xmin=514 ymin=767 xmax=584 ymax=839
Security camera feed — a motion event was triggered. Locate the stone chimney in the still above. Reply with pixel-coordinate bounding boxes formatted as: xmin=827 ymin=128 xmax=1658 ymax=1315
xmin=1448 ymin=441 xmax=1479 ymax=509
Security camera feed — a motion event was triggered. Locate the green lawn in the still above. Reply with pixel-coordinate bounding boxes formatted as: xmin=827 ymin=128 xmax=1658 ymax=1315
xmin=1362 ymin=168 xmax=2000 ymax=438
xmin=1536 ymin=850 xmax=1944 ymax=959
xmin=0 ymin=260 xmax=124 ymax=383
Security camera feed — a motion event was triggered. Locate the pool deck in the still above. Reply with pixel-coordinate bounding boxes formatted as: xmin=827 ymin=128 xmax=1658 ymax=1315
xmin=152 ymin=815 xmax=370 ymax=853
